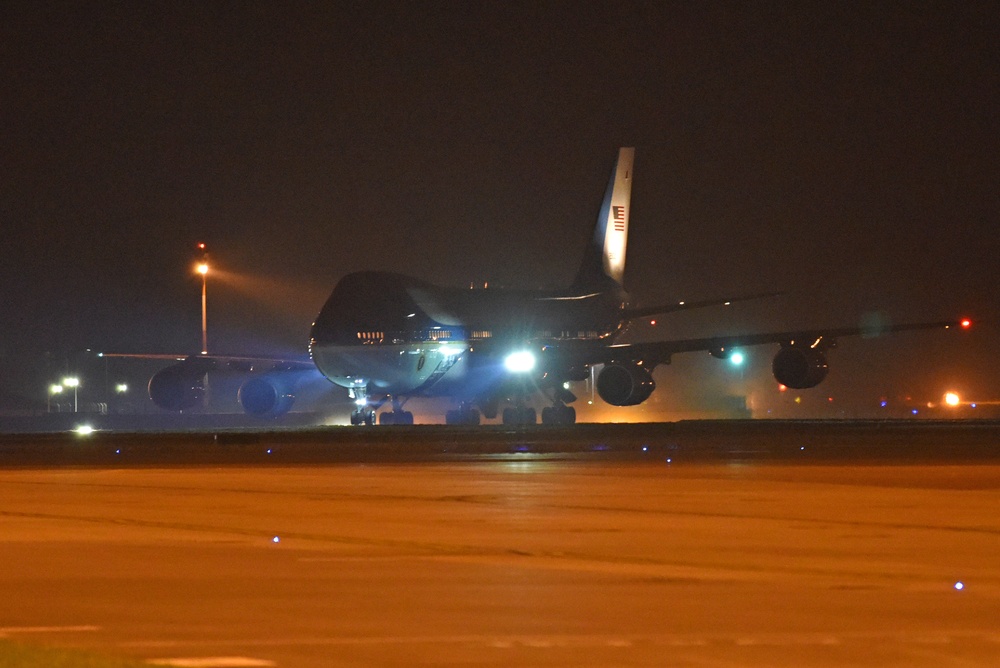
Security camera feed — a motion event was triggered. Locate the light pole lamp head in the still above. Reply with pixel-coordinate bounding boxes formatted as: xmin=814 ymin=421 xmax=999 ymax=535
xmin=196 ymin=263 xmax=209 ymax=275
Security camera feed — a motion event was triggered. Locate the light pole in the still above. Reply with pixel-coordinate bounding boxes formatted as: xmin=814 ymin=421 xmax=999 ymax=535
xmin=63 ymin=377 xmax=80 ymax=413
xmin=196 ymin=244 xmax=209 ymax=355
xmin=48 ymin=384 xmax=63 ymax=413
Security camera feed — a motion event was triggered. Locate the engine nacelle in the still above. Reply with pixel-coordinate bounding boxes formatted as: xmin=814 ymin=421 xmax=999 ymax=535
xmin=772 ymin=347 xmax=829 ymax=389
xmin=597 ymin=363 xmax=656 ymax=406
xmin=148 ymin=360 xmax=213 ymax=411
xmin=238 ymin=375 xmax=296 ymax=417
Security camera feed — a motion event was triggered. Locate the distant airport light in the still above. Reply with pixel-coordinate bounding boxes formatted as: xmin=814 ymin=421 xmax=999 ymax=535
xmin=944 ymin=392 xmax=960 ymax=407
xmin=47 ymin=384 xmax=64 ymax=413
xmin=74 ymin=425 xmax=95 ymax=436
xmin=62 ymin=377 xmax=80 ymax=413
xmin=961 ymin=319 xmax=972 ymax=329
xmin=196 ymin=255 xmax=210 ymax=354
xmin=504 ymin=350 xmax=536 ymax=373
xmin=115 ymin=383 xmax=128 ymax=394
xmin=955 ymin=581 xmax=965 ymax=591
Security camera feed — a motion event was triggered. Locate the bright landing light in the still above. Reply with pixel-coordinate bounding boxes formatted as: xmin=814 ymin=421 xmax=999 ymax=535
xmin=729 ymin=351 xmax=745 ymax=366
xmin=504 ymin=350 xmax=536 ymax=373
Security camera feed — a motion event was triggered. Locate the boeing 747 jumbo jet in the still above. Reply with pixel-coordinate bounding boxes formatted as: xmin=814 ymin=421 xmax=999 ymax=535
xmin=143 ymin=148 xmax=970 ymax=424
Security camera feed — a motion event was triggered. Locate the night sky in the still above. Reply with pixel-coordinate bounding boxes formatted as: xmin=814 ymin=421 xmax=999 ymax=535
xmin=2 ymin=2 xmax=997 ymax=411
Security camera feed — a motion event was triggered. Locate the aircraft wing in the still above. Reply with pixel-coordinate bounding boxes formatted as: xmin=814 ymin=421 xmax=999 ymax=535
xmin=97 ymin=352 xmax=315 ymax=373
xmin=540 ymin=318 xmax=970 ymax=370
xmin=622 ymin=291 xmax=782 ymax=319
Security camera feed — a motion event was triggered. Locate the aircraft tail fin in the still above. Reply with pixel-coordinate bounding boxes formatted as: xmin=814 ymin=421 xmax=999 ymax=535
xmin=571 ymin=147 xmax=635 ymax=292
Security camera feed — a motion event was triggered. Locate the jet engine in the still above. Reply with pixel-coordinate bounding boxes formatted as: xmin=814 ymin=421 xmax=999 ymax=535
xmin=596 ymin=363 xmax=656 ymax=406
xmin=148 ymin=359 xmax=214 ymax=411
xmin=238 ymin=374 xmax=297 ymax=417
xmin=772 ymin=347 xmax=829 ymax=389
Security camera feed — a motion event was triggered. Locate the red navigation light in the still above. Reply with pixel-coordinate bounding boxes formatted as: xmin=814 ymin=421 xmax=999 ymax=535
xmin=197 ymin=242 xmax=206 ymax=250
xmin=960 ymin=319 xmax=972 ymax=329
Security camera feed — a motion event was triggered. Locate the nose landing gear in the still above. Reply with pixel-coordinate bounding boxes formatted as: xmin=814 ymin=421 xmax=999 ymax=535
xmin=349 ymin=385 xmax=376 ymax=425
xmin=350 ymin=407 xmax=376 ymax=425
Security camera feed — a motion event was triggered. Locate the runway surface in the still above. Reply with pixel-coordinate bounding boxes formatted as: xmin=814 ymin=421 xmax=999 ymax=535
xmin=1 ymin=422 xmax=999 ymax=667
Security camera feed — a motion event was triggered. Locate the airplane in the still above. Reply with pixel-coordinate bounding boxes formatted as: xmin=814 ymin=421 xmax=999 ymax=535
xmin=139 ymin=147 xmax=970 ymax=425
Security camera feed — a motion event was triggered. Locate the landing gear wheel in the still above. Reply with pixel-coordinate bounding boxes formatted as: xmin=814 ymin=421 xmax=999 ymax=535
xmin=352 ymin=409 xmax=375 ymax=425
xmin=502 ymin=406 xmax=537 ymax=425
xmin=542 ymin=405 xmax=576 ymax=425
xmin=479 ymin=398 xmax=499 ymax=420
xmin=381 ymin=410 xmax=414 ymax=425
xmin=445 ymin=408 xmax=480 ymax=425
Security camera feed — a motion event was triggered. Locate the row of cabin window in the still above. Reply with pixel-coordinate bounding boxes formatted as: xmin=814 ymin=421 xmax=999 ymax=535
xmin=356 ymin=330 xmax=603 ymax=343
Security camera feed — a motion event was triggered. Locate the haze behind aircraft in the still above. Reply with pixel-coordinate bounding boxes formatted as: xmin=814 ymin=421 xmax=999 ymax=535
xmin=143 ymin=148 xmax=969 ymax=424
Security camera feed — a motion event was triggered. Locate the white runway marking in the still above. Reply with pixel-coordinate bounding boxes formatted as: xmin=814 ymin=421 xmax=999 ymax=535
xmin=0 ymin=625 xmax=100 ymax=635
xmin=146 ymin=659 xmax=276 ymax=667
xmin=123 ymin=631 xmax=1000 ymax=651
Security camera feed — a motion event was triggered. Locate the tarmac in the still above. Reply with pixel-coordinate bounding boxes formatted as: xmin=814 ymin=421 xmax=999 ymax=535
xmin=1 ymin=421 xmax=999 ymax=667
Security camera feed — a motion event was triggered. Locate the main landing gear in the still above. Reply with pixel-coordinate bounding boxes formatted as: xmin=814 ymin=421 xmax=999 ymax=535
xmin=379 ymin=398 xmax=414 ymax=425
xmin=445 ymin=403 xmax=480 ymax=426
xmin=502 ymin=405 xmax=536 ymax=425
xmin=541 ymin=404 xmax=576 ymax=425
xmin=499 ymin=403 xmax=575 ymax=425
